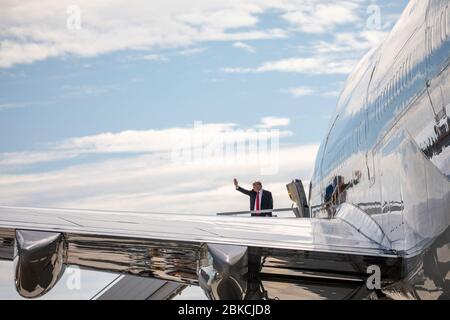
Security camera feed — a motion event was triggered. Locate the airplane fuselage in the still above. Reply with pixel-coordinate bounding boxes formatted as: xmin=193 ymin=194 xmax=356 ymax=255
xmin=309 ymin=0 xmax=450 ymax=299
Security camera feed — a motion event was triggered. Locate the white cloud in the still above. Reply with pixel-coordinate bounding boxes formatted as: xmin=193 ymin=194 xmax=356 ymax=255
xmin=131 ymin=54 xmax=169 ymax=62
xmin=196 ymin=28 xmax=288 ymax=42
xmin=283 ymin=82 xmax=345 ymax=98
xmin=312 ymin=30 xmax=389 ymax=55
xmin=61 ymin=84 xmax=113 ymax=98
xmin=0 ymin=0 xmax=373 ymax=69
xmin=0 ymin=150 xmax=79 ymax=167
xmin=322 ymin=90 xmax=341 ymax=97
xmin=233 ymin=42 xmax=255 ymax=53
xmin=0 ymin=119 xmax=318 ymax=214
xmin=0 ymin=119 xmax=293 ymax=167
xmin=177 ymin=47 xmax=206 ymax=56
xmin=256 ymin=117 xmax=291 ymax=129
xmin=220 ymin=2 xmax=396 ymax=77
xmin=222 ymin=23 xmax=392 ymax=76
xmin=282 ymin=2 xmax=361 ymax=34
xmin=0 ymin=0 xmax=287 ymax=68
xmin=125 ymin=48 xmax=205 ymax=63
xmin=223 ymin=56 xmax=356 ymax=75
xmin=284 ymin=86 xmax=316 ymax=97
xmin=0 ymin=144 xmax=318 ymax=213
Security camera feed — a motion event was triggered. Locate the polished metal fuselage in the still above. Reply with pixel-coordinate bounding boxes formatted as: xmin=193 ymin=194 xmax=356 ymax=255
xmin=310 ymin=0 xmax=450 ymax=299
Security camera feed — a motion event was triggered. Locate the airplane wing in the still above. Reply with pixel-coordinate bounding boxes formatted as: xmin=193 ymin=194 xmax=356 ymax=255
xmin=0 ymin=205 xmax=402 ymax=300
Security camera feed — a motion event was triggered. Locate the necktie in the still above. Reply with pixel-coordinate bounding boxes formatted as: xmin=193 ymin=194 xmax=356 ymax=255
xmin=255 ymin=192 xmax=260 ymax=212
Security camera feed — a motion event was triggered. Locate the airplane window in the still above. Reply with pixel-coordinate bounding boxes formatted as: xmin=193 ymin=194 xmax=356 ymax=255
xmin=360 ymin=126 xmax=363 ymax=144
xmin=441 ymin=12 xmax=446 ymax=42
xmin=392 ymin=78 xmax=395 ymax=98
xmin=385 ymin=87 xmax=388 ymax=107
xmin=403 ymin=63 xmax=407 ymax=88
xmin=430 ymin=26 xmax=435 ymax=53
xmin=391 ymin=79 xmax=394 ymax=102
xmin=386 ymin=85 xmax=390 ymax=107
xmin=351 ymin=133 xmax=355 ymax=152
xmin=408 ymin=56 xmax=413 ymax=83
xmin=380 ymin=95 xmax=383 ymax=118
xmin=364 ymin=121 xmax=368 ymax=141
xmin=378 ymin=96 xmax=382 ymax=119
xmin=436 ymin=19 xmax=440 ymax=49
xmin=392 ymin=78 xmax=396 ymax=99
xmin=404 ymin=64 xmax=407 ymax=88
xmin=386 ymin=82 xmax=389 ymax=106
xmin=437 ymin=16 xmax=442 ymax=46
xmin=388 ymin=79 xmax=392 ymax=104
xmin=408 ymin=57 xmax=412 ymax=83
xmin=395 ymin=72 xmax=399 ymax=96
xmin=432 ymin=24 xmax=436 ymax=52
xmin=359 ymin=125 xmax=363 ymax=144
xmin=403 ymin=58 xmax=409 ymax=88
xmin=393 ymin=75 xmax=397 ymax=97
xmin=376 ymin=97 xmax=381 ymax=120
xmin=377 ymin=95 xmax=380 ymax=120
xmin=405 ymin=60 xmax=409 ymax=85
xmin=432 ymin=22 xmax=436 ymax=51
xmin=437 ymin=15 xmax=442 ymax=46
xmin=434 ymin=23 xmax=438 ymax=50
xmin=404 ymin=60 xmax=407 ymax=84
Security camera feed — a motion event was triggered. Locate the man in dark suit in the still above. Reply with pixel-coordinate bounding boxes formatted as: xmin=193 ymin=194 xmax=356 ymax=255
xmin=234 ymin=178 xmax=273 ymax=217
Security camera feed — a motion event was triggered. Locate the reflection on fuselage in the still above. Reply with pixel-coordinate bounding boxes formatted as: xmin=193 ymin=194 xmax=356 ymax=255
xmin=307 ymin=0 xmax=450 ymax=299
xmin=311 ymin=0 xmax=450 ymax=235
xmin=2 ymin=0 xmax=450 ymax=301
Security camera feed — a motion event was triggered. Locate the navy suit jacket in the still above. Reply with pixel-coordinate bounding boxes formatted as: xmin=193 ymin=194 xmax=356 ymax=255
xmin=236 ymin=187 xmax=273 ymax=217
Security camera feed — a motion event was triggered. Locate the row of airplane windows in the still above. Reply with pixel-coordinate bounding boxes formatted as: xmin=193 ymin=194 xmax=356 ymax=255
xmin=373 ymin=4 xmax=450 ymax=124
xmin=322 ymin=4 xmax=450 ymax=176
xmin=374 ymin=55 xmax=414 ymax=122
xmin=326 ymin=51 xmax=415 ymax=174
xmin=323 ymin=121 xmax=366 ymax=174
xmin=323 ymin=55 xmax=413 ymax=174
xmin=324 ymin=52 xmax=414 ymax=173
xmin=429 ymin=4 xmax=450 ymax=54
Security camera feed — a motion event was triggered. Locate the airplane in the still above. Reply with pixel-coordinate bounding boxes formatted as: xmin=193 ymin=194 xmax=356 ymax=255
xmin=0 ymin=0 xmax=449 ymax=300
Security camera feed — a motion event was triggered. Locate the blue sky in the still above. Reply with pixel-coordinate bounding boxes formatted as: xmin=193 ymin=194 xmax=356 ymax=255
xmin=0 ymin=0 xmax=409 ymax=213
